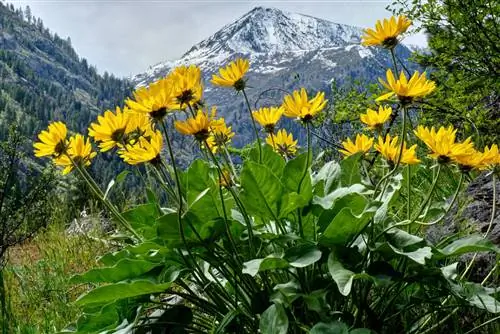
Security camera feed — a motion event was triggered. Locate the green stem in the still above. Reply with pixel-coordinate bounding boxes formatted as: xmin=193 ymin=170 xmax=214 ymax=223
xmin=390 ymin=47 xmax=399 ymax=76
xmin=406 ymin=165 xmax=411 ymax=221
xmin=242 ymin=89 xmax=262 ymax=162
xmin=412 ymin=164 xmax=442 ymax=225
xmin=204 ymin=140 xmax=255 ymax=255
xmin=70 ymin=157 xmax=142 ymax=241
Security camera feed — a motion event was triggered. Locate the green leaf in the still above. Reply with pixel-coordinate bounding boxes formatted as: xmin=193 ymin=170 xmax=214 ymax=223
xmin=259 ymin=304 xmax=289 ymax=334
xmin=313 ymin=160 xmax=341 ymax=196
xmin=317 ymin=193 xmax=367 ymax=232
xmin=385 ymin=228 xmax=424 ymax=249
xmin=240 ymin=161 xmax=283 ymax=219
xmin=339 ymin=153 xmax=362 ymax=186
xmin=320 ymin=205 xmax=376 ymax=246
xmin=310 ymin=321 xmax=349 ymax=334
xmin=250 ymin=144 xmax=285 ymax=176
xmin=243 ymin=256 xmax=289 ymax=277
xmin=328 ymin=252 xmax=355 ymax=296
xmin=350 ymin=329 xmax=374 ymax=334
xmin=435 ymin=235 xmax=499 ymax=259
xmin=70 ymin=258 xmax=161 ymax=284
xmin=278 ymin=192 xmax=309 ymax=218
xmin=75 ymin=280 xmax=171 ymax=306
xmin=313 ymin=184 xmax=371 ymax=210
xmin=74 ymin=303 xmax=121 ymax=333
xmin=284 ymin=244 xmax=322 ymax=268
xmin=374 ymin=173 xmax=402 ymax=225
xmin=122 ymin=203 xmax=161 ymax=240
xmin=282 ymin=153 xmax=313 ymax=201
xmin=389 ymin=245 xmax=432 ymax=265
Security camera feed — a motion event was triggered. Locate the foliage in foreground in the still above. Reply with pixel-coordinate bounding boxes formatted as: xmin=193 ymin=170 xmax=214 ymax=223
xmin=33 ymin=13 xmax=500 ymax=334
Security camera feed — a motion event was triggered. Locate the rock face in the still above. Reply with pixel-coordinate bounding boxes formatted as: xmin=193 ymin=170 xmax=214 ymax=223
xmin=428 ymin=173 xmax=500 ymax=283
xmin=66 ymin=210 xmax=113 ymax=235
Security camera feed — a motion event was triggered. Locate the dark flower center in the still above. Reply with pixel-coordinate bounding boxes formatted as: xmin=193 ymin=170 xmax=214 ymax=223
xmin=54 ymin=140 xmax=67 ymax=157
xmin=150 ymin=107 xmax=167 ymax=121
xmin=437 ymin=155 xmax=451 ymax=164
xmin=398 ymin=95 xmax=413 ymax=106
xmin=264 ymin=124 xmax=275 ymax=133
xmin=111 ymin=128 xmax=126 ymax=143
xmin=301 ymin=114 xmax=314 ymax=123
xmin=194 ymin=129 xmax=210 ymax=141
xmin=149 ymin=154 xmax=162 ymax=166
xmin=177 ymin=89 xmax=195 ymax=106
xmin=233 ymin=79 xmax=246 ymax=91
xmin=382 ymin=36 xmax=398 ymax=49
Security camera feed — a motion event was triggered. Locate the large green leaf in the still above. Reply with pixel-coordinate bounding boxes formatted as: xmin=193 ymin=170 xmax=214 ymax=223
xmin=374 ymin=173 xmax=402 ymax=225
xmin=313 ymin=160 xmax=341 ymax=196
xmin=310 ymin=321 xmax=349 ymax=334
xmin=278 ymin=192 xmax=309 ymax=218
xmin=240 ymin=161 xmax=283 ymax=219
xmin=320 ymin=205 xmax=376 ymax=246
xmin=385 ymin=228 xmax=424 ymax=249
xmin=388 ymin=245 xmax=433 ymax=265
xmin=98 ymin=242 xmax=171 ymax=266
xmin=435 ymin=234 xmax=500 ymax=259
xmin=70 ymin=258 xmax=161 ymax=284
xmin=243 ymin=255 xmax=289 ymax=277
xmin=339 ymin=153 xmax=362 ymax=186
xmin=75 ymin=280 xmax=171 ymax=306
xmin=313 ymin=184 xmax=371 ymax=210
xmin=317 ymin=193 xmax=367 ymax=232
xmin=250 ymin=144 xmax=285 ymax=176
xmin=259 ymin=304 xmax=289 ymax=334
xmin=328 ymin=252 xmax=355 ymax=296
xmin=284 ymin=244 xmax=322 ymax=268
xmin=73 ymin=303 xmax=121 ymax=333
xmin=282 ymin=153 xmax=313 ymax=202
xmin=121 ymin=203 xmax=161 ymax=240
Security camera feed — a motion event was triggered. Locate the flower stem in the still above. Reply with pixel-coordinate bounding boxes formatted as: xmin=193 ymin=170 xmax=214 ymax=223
xmin=69 ymin=157 xmax=142 ymax=241
xmin=411 ymin=164 xmax=442 ymax=225
xmin=242 ymin=88 xmax=262 ymax=163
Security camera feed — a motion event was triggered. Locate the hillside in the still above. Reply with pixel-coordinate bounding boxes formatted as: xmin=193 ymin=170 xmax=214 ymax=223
xmin=0 ymin=2 xmax=133 ymax=187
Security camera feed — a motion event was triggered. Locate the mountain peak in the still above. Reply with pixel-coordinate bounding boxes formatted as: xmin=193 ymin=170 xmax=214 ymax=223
xmin=182 ymin=6 xmax=362 ymax=60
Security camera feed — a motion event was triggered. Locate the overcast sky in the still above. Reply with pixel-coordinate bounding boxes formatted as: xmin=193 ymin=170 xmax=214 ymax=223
xmin=7 ymin=0 xmax=426 ymax=78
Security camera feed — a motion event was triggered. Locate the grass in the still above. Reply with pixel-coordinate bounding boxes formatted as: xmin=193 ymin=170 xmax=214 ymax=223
xmin=1 ymin=222 xmax=114 ymax=333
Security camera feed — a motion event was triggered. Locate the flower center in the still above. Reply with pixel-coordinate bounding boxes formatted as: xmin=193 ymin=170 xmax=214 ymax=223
xmin=149 ymin=154 xmax=162 ymax=166
xmin=150 ymin=107 xmax=167 ymax=121
xmin=301 ymin=114 xmax=314 ymax=123
xmin=54 ymin=140 xmax=66 ymax=157
xmin=233 ymin=79 xmax=246 ymax=91
xmin=397 ymin=95 xmax=413 ymax=106
xmin=194 ymin=129 xmax=210 ymax=141
xmin=437 ymin=155 xmax=451 ymax=164
xmin=111 ymin=128 xmax=126 ymax=144
xmin=177 ymin=89 xmax=195 ymax=106
xmin=382 ymin=36 xmax=398 ymax=49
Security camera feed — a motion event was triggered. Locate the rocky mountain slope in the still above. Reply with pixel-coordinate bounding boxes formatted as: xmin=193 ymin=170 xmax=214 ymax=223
xmin=133 ymin=7 xmax=414 ymax=147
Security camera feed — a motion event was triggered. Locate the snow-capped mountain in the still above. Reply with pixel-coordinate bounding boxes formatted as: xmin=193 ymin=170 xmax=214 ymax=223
xmin=132 ymin=6 xmax=414 ymax=152
xmin=132 ymin=6 xmax=388 ymax=86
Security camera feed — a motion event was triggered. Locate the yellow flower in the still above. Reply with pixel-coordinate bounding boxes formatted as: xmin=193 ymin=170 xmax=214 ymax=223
xmin=211 ymin=58 xmax=249 ymax=91
xmin=453 ymin=148 xmax=487 ymax=172
xmin=377 ymin=69 xmax=436 ymax=104
xmin=54 ymin=134 xmax=97 ymax=175
xmin=219 ymin=169 xmax=233 ymax=188
xmin=88 ymin=107 xmax=151 ymax=152
xmin=119 ymin=130 xmax=163 ymax=165
xmin=252 ymin=107 xmax=284 ymax=133
xmin=361 ymin=15 xmax=412 ymax=49
xmin=360 ymin=106 xmax=392 ymax=130
xmin=169 ymin=65 xmax=204 ymax=109
xmin=126 ymin=76 xmax=176 ymax=120
xmin=266 ymin=129 xmax=298 ymax=158
xmin=282 ymin=88 xmax=327 ymax=122
xmin=175 ymin=110 xmax=211 ymax=141
xmin=339 ymin=134 xmax=374 ymax=157
xmin=33 ymin=121 xmax=68 ymax=158
xmin=210 ymin=117 xmax=235 ymax=149
xmin=414 ymin=125 xmax=474 ymax=163
xmin=375 ymin=134 xmax=420 ymax=165
xmin=481 ymin=144 xmax=500 ymax=169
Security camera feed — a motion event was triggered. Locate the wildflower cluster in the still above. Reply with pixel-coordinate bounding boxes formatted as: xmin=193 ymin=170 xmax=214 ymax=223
xmin=32 ymin=14 xmax=500 ymax=334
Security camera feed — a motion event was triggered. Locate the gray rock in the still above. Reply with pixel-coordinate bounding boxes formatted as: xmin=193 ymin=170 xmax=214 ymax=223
xmin=66 ymin=209 xmax=114 ymax=235
xmin=427 ymin=172 xmax=500 ymax=283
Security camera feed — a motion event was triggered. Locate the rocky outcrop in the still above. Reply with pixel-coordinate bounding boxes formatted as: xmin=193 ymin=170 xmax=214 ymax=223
xmin=428 ymin=172 xmax=499 ymax=283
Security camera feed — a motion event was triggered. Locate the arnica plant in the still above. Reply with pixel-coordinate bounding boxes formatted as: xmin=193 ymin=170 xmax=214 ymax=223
xmin=35 ymin=15 xmax=500 ymax=334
